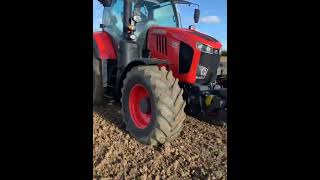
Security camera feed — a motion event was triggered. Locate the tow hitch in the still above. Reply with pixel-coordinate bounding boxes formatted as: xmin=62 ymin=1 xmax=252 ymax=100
xmin=203 ymin=88 xmax=227 ymax=126
xmin=183 ymin=83 xmax=227 ymax=126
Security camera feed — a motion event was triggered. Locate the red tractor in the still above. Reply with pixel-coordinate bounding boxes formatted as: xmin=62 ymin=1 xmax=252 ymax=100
xmin=93 ymin=0 xmax=227 ymax=145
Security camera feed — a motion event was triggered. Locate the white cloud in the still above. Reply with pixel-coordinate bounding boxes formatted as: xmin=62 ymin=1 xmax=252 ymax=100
xmin=199 ymin=16 xmax=220 ymax=24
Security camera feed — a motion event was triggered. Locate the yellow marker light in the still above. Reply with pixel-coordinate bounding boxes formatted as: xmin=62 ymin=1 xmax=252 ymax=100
xmin=128 ymin=25 xmax=135 ymax=31
xmin=205 ymin=95 xmax=214 ymax=107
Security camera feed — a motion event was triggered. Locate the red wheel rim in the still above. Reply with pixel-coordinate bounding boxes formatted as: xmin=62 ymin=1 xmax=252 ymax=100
xmin=129 ymin=84 xmax=152 ymax=129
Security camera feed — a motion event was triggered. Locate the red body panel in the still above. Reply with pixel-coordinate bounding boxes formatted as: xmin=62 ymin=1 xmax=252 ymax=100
xmin=147 ymin=27 xmax=222 ymax=84
xmin=93 ymin=31 xmax=117 ymax=60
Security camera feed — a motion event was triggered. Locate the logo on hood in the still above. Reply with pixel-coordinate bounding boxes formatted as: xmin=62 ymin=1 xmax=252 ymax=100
xmin=168 ymin=40 xmax=179 ymax=48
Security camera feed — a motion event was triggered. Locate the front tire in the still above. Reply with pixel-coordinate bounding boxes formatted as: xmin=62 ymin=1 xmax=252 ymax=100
xmin=121 ymin=66 xmax=186 ymax=146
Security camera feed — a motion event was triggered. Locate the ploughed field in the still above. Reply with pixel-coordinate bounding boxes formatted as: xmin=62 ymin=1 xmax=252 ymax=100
xmin=93 ymin=95 xmax=227 ymax=179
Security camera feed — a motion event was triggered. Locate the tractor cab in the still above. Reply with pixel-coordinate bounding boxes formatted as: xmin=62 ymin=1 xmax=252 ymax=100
xmin=98 ymin=0 xmax=200 ymax=55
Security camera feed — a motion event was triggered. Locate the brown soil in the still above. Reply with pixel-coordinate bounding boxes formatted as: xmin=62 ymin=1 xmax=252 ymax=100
xmin=93 ymin=98 xmax=227 ymax=180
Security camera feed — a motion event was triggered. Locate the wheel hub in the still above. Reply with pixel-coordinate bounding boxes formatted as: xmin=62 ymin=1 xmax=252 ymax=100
xmin=129 ymin=84 xmax=152 ymax=129
xmin=139 ymin=98 xmax=151 ymax=114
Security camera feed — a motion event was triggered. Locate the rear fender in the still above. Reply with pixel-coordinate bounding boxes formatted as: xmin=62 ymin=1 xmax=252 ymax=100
xmin=93 ymin=31 xmax=117 ymax=60
xmin=93 ymin=32 xmax=117 ymax=88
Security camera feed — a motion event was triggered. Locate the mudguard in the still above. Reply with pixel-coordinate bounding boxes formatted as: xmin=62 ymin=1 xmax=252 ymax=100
xmin=114 ymin=58 xmax=170 ymax=100
xmin=133 ymin=58 xmax=170 ymax=66
xmin=93 ymin=31 xmax=117 ymax=60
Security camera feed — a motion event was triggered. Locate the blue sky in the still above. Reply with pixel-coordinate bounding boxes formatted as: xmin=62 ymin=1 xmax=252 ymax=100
xmin=93 ymin=0 xmax=227 ymax=50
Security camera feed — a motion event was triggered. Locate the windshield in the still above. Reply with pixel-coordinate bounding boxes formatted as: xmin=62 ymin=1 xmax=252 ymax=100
xmin=150 ymin=1 xmax=179 ymax=27
xmin=134 ymin=0 xmax=179 ymax=50
xmin=175 ymin=1 xmax=199 ymax=28
xmin=133 ymin=0 xmax=179 ymax=29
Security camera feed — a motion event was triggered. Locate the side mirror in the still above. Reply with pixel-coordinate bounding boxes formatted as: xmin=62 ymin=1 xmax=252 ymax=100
xmin=97 ymin=0 xmax=113 ymax=7
xmin=194 ymin=9 xmax=200 ymax=23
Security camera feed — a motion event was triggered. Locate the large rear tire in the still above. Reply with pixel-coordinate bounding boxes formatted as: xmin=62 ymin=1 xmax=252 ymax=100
xmin=121 ymin=66 xmax=186 ymax=146
xmin=93 ymin=53 xmax=104 ymax=105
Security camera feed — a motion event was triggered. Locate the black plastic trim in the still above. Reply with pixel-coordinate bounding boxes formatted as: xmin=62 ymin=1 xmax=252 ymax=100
xmin=179 ymin=42 xmax=194 ymax=74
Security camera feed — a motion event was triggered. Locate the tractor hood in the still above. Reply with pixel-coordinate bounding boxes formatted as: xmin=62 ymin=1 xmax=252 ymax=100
xmin=148 ymin=26 xmax=222 ymax=50
xmin=147 ymin=26 xmax=222 ymax=84
xmin=190 ymin=30 xmax=219 ymax=43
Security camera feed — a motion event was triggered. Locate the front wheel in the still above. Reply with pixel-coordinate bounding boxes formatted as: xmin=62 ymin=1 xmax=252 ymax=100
xmin=121 ymin=66 xmax=186 ymax=146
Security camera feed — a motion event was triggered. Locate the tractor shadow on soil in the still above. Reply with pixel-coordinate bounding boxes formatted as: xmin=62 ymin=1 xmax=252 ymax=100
xmin=198 ymin=116 xmax=227 ymax=128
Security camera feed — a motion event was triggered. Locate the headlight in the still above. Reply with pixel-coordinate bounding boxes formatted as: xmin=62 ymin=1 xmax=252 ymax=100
xmin=196 ymin=42 xmax=220 ymax=54
xmin=196 ymin=42 xmax=213 ymax=54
